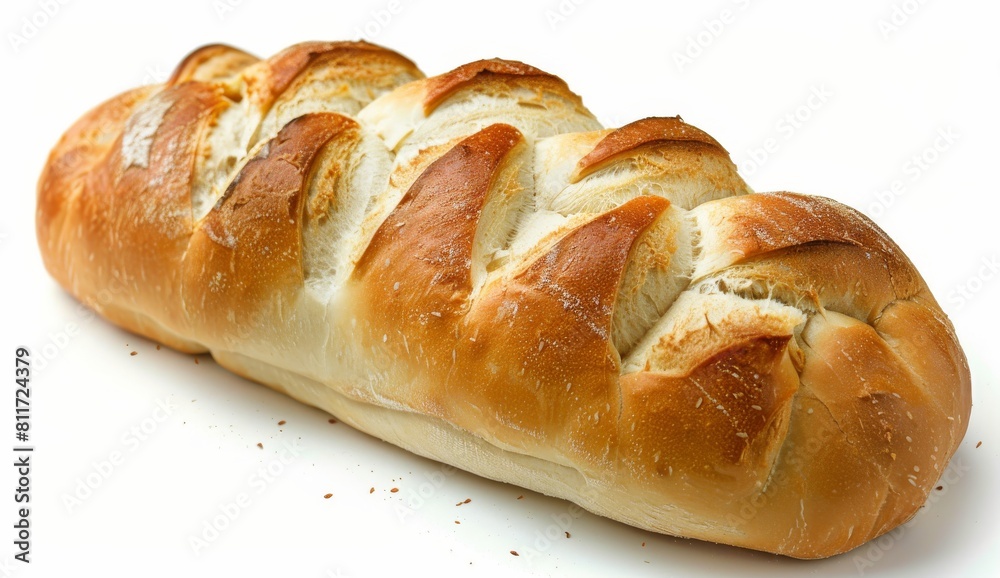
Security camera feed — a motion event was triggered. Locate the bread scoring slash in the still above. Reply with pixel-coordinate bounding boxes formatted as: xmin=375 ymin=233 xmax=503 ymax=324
xmin=36 ymin=41 xmax=971 ymax=559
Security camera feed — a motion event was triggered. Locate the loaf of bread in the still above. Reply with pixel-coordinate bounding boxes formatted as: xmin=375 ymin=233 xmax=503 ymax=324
xmin=36 ymin=41 xmax=971 ymax=559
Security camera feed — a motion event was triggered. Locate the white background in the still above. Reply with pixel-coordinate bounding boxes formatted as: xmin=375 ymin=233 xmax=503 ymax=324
xmin=1 ymin=0 xmax=998 ymax=576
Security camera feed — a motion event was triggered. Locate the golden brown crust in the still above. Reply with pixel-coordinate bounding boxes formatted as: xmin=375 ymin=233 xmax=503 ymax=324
xmin=337 ymin=124 xmax=669 ymax=465
xmin=248 ymin=41 xmax=422 ymax=115
xmin=423 ymin=58 xmax=573 ymax=114
xmin=36 ymin=85 xmax=156 ymax=291
xmin=572 ymin=116 xmax=728 ymax=182
xmin=453 ymin=194 xmax=670 ymax=463
xmin=186 ymin=113 xmax=359 ymax=340
xmin=620 ymin=335 xmax=799 ymax=492
xmin=643 ymin=192 xmax=971 ymax=556
xmin=35 ymin=41 xmax=971 ymax=560
xmin=695 ymin=193 xmax=914 ymax=284
xmin=354 ymin=122 xmax=523 ymax=304
xmin=167 ymin=43 xmax=259 ymax=85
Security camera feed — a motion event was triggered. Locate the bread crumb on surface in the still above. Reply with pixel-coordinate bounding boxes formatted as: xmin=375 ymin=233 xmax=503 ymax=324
xmin=328 ymin=418 xmax=338 ymax=424
xmin=278 ymin=420 xmax=286 ymax=426
xmin=390 ymin=487 xmax=399 ymax=493
xmin=976 ymin=440 xmax=982 ymax=448
xmin=516 ymin=495 xmax=524 ymax=500
xmin=130 ymin=351 xmax=137 ymax=356
xmin=256 ymin=443 xmax=263 ymax=449
xmin=565 ymin=531 xmax=571 ymax=538
xmin=370 ymin=487 xmax=375 ymax=494
xmin=324 ymin=493 xmax=333 ymax=499
xmin=509 ymin=551 xmax=519 ymax=557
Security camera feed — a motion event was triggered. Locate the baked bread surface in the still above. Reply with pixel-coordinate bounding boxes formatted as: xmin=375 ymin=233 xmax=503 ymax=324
xmin=36 ymin=41 xmax=971 ymax=558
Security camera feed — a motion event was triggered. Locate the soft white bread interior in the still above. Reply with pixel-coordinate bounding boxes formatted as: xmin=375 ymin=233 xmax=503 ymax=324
xmin=36 ymin=41 xmax=971 ymax=559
